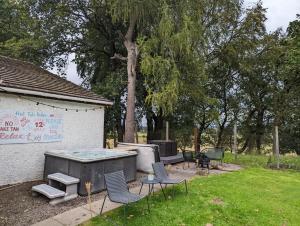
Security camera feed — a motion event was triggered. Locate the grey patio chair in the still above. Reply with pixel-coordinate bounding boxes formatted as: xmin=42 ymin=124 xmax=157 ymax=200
xmin=152 ymin=162 xmax=188 ymax=197
xmin=100 ymin=171 xmax=149 ymax=219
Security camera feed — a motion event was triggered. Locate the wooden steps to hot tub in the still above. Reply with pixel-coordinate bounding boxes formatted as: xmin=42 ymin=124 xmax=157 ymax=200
xmin=32 ymin=173 xmax=79 ymax=205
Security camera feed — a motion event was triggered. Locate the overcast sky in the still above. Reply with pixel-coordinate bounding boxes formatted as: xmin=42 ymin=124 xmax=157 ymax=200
xmin=64 ymin=0 xmax=300 ymax=85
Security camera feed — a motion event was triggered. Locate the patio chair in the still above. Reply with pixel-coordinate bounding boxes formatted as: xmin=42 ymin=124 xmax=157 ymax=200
xmin=195 ymin=152 xmax=210 ymax=171
xmin=182 ymin=150 xmax=196 ymax=168
xmin=100 ymin=171 xmax=149 ymax=219
xmin=202 ymin=147 xmax=225 ymax=164
xmin=152 ymin=162 xmax=188 ymax=197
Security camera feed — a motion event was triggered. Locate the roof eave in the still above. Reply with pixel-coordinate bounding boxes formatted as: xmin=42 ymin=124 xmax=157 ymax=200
xmin=0 ymin=86 xmax=114 ymax=106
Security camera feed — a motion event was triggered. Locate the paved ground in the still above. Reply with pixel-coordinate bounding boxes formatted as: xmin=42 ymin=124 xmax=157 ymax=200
xmin=168 ymin=162 xmax=242 ymax=174
xmin=32 ymin=163 xmax=242 ymax=226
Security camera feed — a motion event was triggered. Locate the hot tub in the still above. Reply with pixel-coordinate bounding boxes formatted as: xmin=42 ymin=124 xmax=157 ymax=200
xmin=44 ymin=148 xmax=137 ymax=195
xmin=148 ymin=140 xmax=177 ymax=157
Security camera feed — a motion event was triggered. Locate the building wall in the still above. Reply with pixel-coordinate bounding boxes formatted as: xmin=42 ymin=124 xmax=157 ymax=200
xmin=0 ymin=93 xmax=104 ymax=186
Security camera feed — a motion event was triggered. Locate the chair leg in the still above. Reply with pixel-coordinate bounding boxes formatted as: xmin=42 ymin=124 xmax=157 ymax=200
xmin=149 ymin=184 xmax=153 ymax=194
xmin=139 ymin=183 xmax=144 ymax=195
xmin=172 ymin=184 xmax=175 ymax=197
xmin=123 ymin=204 xmax=127 ymax=226
xmin=159 ymin=183 xmax=166 ymax=200
xmin=146 ymin=194 xmax=150 ymax=212
xmin=100 ymin=195 xmax=107 ymax=215
xmin=184 ymin=180 xmax=188 ymax=195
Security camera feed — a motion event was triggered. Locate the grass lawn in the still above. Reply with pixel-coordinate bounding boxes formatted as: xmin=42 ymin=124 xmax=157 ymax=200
xmin=224 ymin=153 xmax=300 ymax=170
xmin=83 ymin=167 xmax=300 ymax=226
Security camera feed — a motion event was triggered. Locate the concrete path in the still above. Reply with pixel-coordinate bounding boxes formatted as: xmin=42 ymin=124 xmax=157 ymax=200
xmin=32 ymin=164 xmax=241 ymax=226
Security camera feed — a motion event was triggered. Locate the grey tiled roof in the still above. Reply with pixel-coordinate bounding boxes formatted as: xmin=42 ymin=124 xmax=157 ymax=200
xmin=0 ymin=55 xmax=112 ymax=105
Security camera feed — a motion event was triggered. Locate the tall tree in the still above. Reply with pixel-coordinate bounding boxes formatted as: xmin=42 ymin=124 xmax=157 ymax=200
xmin=107 ymin=0 xmax=159 ymax=142
xmin=26 ymin=0 xmax=160 ymax=143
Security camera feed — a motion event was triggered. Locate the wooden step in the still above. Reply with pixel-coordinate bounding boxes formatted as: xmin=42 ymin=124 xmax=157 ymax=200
xmin=32 ymin=184 xmax=65 ymax=199
xmin=48 ymin=173 xmax=79 ymax=185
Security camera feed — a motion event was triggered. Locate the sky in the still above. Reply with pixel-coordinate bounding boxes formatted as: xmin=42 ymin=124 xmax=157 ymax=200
xmin=64 ymin=0 xmax=300 ymax=85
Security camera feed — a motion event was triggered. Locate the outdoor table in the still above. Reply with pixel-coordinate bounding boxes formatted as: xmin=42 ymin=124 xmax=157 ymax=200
xmin=138 ymin=177 xmax=166 ymax=200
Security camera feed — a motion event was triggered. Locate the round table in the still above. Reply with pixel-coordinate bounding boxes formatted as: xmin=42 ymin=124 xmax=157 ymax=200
xmin=138 ymin=177 xmax=166 ymax=199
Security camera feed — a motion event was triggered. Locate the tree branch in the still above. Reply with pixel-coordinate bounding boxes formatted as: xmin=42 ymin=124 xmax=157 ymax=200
xmin=111 ymin=53 xmax=127 ymax=61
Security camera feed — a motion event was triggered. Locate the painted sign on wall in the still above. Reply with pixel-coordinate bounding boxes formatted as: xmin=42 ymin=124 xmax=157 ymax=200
xmin=0 ymin=110 xmax=63 ymax=144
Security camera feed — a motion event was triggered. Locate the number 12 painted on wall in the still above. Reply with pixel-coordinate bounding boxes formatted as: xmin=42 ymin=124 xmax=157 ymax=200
xmin=35 ymin=121 xmax=44 ymax=128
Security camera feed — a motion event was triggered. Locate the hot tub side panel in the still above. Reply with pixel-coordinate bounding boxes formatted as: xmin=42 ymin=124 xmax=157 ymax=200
xmin=121 ymin=156 xmax=136 ymax=182
xmin=78 ymin=156 xmax=136 ymax=195
xmin=44 ymin=155 xmax=69 ymax=179
xmin=69 ymin=161 xmax=101 ymax=195
xmin=44 ymin=154 xmax=137 ymax=196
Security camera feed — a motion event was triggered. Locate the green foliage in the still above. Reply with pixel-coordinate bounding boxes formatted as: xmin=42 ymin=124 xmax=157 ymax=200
xmin=140 ymin=0 xmax=206 ymax=114
xmin=276 ymin=15 xmax=300 ymax=154
xmin=107 ymin=0 xmax=158 ymax=25
xmin=1 ymin=0 xmax=299 ymax=152
xmin=173 ymin=125 xmax=193 ymax=151
xmin=0 ymin=0 xmax=49 ymax=66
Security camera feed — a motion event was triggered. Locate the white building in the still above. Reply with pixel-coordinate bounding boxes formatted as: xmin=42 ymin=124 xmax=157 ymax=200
xmin=0 ymin=56 xmax=113 ymax=186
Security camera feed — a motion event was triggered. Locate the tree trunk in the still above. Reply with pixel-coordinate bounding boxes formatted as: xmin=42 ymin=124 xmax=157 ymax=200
xmin=241 ymin=132 xmax=256 ymax=154
xmin=197 ymin=130 xmax=202 ymax=152
xmin=194 ymin=127 xmax=199 ymax=152
xmin=152 ymin=111 xmax=164 ymax=140
xmin=115 ymin=96 xmax=124 ymax=142
xmin=246 ymin=133 xmax=256 ymax=154
xmin=124 ymin=15 xmax=138 ymax=143
xmin=239 ymin=109 xmax=256 ymax=153
xmin=117 ymin=121 xmax=124 ymax=142
xmin=216 ymin=122 xmax=226 ymax=147
xmin=135 ymin=122 xmax=139 ymax=143
xmin=124 ymin=55 xmax=136 ymax=143
xmin=146 ymin=112 xmax=154 ymax=142
xmin=103 ymin=125 xmax=107 ymax=148
xmin=216 ymin=84 xmax=228 ymax=147
xmin=255 ymin=109 xmax=265 ymax=153
xmin=146 ymin=109 xmax=165 ymax=141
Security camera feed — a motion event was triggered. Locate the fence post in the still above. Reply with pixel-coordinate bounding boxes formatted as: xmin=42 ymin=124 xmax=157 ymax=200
xmin=233 ymin=122 xmax=237 ymax=160
xmin=275 ymin=125 xmax=280 ymax=169
xmin=166 ymin=121 xmax=169 ymax=141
